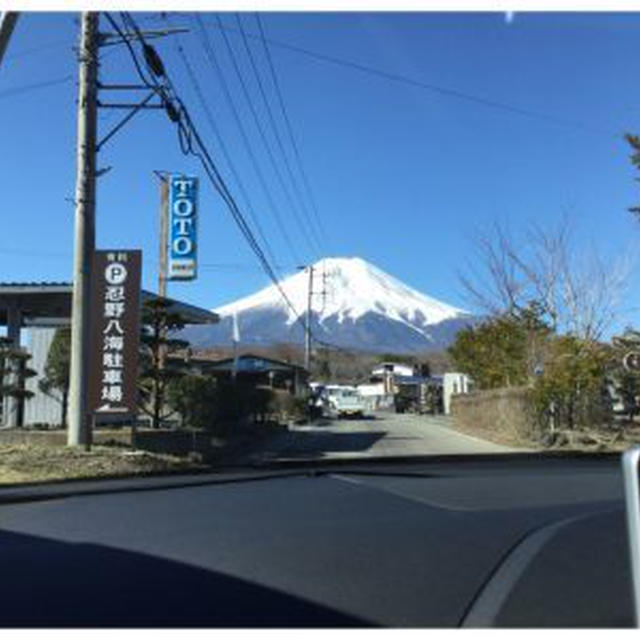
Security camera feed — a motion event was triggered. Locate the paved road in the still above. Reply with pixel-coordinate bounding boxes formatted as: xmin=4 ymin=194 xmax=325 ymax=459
xmin=249 ymin=411 xmax=517 ymax=464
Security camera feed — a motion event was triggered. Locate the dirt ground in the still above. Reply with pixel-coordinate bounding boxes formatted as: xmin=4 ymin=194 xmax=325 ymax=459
xmin=0 ymin=443 xmax=209 ymax=486
xmin=450 ymin=417 xmax=640 ymax=453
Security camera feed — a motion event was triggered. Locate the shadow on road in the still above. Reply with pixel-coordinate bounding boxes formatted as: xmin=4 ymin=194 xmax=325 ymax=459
xmin=273 ymin=430 xmax=388 ymax=460
xmin=0 ymin=528 xmax=371 ymax=627
xmin=308 ymin=414 xmax=382 ymax=428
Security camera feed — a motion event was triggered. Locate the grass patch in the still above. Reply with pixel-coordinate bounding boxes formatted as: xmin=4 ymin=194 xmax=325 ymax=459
xmin=0 ymin=443 xmax=209 ymax=486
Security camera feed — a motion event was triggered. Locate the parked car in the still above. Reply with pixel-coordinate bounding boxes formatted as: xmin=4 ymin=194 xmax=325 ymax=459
xmin=325 ymin=386 xmax=366 ymax=418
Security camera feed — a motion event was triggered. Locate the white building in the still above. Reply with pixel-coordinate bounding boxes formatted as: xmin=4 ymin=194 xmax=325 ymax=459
xmin=442 ymin=372 xmax=471 ymax=415
xmin=371 ymin=362 xmax=415 ymax=378
xmin=357 ymin=381 xmax=393 ymax=411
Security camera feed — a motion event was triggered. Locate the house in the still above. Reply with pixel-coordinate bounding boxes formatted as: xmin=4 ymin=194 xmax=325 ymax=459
xmin=195 ymin=353 xmax=308 ymax=397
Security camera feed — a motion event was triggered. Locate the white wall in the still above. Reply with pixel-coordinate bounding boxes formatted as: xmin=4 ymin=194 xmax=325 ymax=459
xmin=23 ymin=328 xmax=64 ymax=426
xmin=443 ymin=372 xmax=471 ymax=415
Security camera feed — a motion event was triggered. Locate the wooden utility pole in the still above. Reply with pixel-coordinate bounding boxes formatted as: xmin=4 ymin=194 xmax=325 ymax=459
xmin=68 ymin=12 xmax=99 ymax=447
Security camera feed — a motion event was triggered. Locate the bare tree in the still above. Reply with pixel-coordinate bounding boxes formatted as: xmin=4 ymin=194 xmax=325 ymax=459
xmin=459 ymin=222 xmax=525 ymax=318
xmin=459 ymin=217 xmax=633 ymax=342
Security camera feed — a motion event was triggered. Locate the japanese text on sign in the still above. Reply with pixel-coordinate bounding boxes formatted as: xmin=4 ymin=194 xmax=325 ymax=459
xmin=88 ymin=250 xmax=141 ymax=416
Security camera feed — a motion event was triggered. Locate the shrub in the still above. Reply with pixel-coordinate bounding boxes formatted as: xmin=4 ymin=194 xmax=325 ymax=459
xmin=166 ymin=375 xmax=218 ymax=431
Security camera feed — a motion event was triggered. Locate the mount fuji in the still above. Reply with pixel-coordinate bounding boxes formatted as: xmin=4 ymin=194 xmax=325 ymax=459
xmin=182 ymin=257 xmax=478 ymax=354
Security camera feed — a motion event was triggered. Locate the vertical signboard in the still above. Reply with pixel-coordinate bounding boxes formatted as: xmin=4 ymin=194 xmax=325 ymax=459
xmin=168 ymin=174 xmax=198 ymax=281
xmin=88 ymin=250 xmax=142 ymax=416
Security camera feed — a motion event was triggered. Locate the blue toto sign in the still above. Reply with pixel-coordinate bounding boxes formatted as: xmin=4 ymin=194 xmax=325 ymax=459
xmin=168 ymin=175 xmax=198 ymax=280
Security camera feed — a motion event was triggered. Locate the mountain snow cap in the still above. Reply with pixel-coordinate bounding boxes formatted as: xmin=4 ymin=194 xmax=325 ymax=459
xmin=213 ymin=257 xmax=467 ymax=337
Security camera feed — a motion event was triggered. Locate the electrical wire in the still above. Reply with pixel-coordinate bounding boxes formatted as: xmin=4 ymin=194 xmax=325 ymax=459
xmin=192 ymin=13 xmax=303 ymax=266
xmin=111 ymin=12 xmax=356 ymax=357
xmin=4 ymin=39 xmax=73 ymax=62
xmin=254 ymin=13 xmax=332 ymax=252
xmin=115 ymin=12 xmax=309 ymax=335
xmin=173 ymin=36 xmax=281 ymax=272
xmin=4 ymin=15 xmax=620 ymax=139
xmin=208 ymin=16 xmax=617 ymax=139
xmin=235 ymin=12 xmax=325 ymax=257
xmin=0 ymin=75 xmax=73 ymax=100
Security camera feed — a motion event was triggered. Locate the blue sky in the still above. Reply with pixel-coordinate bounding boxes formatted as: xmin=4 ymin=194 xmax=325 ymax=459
xmin=2 ymin=11 xmax=640 ymax=332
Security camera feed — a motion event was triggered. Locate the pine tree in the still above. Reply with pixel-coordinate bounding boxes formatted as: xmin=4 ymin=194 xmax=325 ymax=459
xmin=138 ymin=299 xmax=190 ymax=429
xmin=0 ymin=338 xmax=37 ymax=425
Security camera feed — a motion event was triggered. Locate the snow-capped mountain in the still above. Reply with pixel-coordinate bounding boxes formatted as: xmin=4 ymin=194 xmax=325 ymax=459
xmin=182 ymin=257 xmax=477 ymax=354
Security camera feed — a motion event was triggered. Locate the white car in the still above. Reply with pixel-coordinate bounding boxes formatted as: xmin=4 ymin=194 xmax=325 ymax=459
xmin=325 ymin=386 xmax=366 ymax=418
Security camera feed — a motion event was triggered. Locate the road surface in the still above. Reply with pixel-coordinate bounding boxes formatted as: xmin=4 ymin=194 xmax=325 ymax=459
xmin=248 ymin=411 xmax=517 ymax=464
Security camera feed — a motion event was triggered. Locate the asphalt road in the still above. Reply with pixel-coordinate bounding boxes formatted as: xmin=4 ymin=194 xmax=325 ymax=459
xmin=248 ymin=411 xmax=517 ymax=463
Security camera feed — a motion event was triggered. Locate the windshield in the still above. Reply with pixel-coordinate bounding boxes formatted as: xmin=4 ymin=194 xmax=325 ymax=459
xmin=0 ymin=10 xmax=637 ymax=485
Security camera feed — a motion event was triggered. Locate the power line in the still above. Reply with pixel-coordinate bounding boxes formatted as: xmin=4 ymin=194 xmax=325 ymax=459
xmin=213 ymin=13 xmax=320 ymax=259
xmin=4 ymin=17 xmax=618 ymax=138
xmin=0 ymin=74 xmax=73 ymax=100
xmin=0 ymin=247 xmax=70 ymax=259
xmin=4 ymin=38 xmax=73 ymax=62
xmin=173 ymin=34 xmax=281 ymax=272
xmin=208 ymin=18 xmax=617 ymax=139
xmin=110 ymin=12 xmax=353 ymax=358
xmin=113 ymin=12 xmax=310 ymax=340
xmin=192 ymin=13 xmax=302 ymax=266
xmin=235 ymin=12 xmax=325 ymax=256
xmin=199 ymin=262 xmax=290 ymax=271
xmin=255 ymin=13 xmax=332 ymax=252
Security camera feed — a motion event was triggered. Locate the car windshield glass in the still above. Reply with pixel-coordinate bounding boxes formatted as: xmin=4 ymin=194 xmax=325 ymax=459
xmin=0 ymin=10 xmax=637 ymax=486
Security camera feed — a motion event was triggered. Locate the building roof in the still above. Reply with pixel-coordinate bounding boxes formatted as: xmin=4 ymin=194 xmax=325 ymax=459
xmin=0 ymin=282 xmax=219 ymax=327
xmin=202 ymin=353 xmax=307 ymax=374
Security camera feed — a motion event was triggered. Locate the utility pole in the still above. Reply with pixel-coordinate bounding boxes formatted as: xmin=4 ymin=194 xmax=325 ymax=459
xmin=156 ymin=173 xmax=169 ymax=428
xmin=305 ymin=265 xmax=314 ymax=372
xmin=0 ymin=12 xmax=19 ymax=71
xmin=158 ymin=174 xmax=169 ymax=298
xmin=321 ymin=262 xmax=327 ymax=313
xmin=68 ymin=12 xmax=99 ymax=447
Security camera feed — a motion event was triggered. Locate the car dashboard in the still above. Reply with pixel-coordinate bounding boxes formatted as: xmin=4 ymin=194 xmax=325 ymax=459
xmin=0 ymin=453 xmax=634 ymax=627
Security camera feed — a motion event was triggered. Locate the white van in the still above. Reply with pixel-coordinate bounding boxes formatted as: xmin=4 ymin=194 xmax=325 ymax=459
xmin=325 ymin=386 xmax=366 ymax=418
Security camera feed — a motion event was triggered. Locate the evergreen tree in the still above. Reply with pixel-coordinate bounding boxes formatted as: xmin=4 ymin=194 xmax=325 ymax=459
xmin=448 ymin=303 xmax=551 ymax=390
xmin=0 ymin=338 xmax=37 ymax=425
xmin=138 ymin=299 xmax=190 ymax=429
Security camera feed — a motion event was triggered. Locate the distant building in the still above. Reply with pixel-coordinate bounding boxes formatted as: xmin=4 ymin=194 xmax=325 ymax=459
xmin=371 ymin=362 xmax=415 ymax=378
xmin=196 ymin=353 xmax=307 ymax=397
xmin=357 ymin=381 xmax=392 ymax=411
